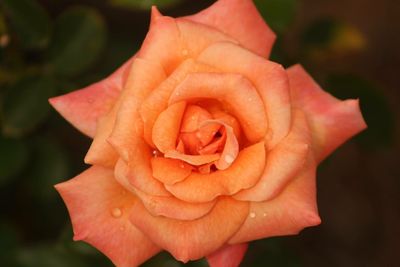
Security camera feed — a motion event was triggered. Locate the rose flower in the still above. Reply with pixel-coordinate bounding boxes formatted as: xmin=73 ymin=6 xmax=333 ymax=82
xmin=50 ymin=0 xmax=367 ymax=266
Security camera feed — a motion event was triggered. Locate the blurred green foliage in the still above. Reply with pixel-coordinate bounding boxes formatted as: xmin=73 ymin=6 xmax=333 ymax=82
xmin=0 ymin=0 xmax=394 ymax=266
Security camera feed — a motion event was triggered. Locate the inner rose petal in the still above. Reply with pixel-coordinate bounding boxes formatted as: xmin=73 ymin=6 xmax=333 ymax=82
xmin=152 ymin=101 xmax=187 ymax=153
xmin=199 ymin=120 xmax=239 ymax=171
xmin=164 ymin=150 xmax=220 ymax=166
xmin=140 ymin=59 xmax=219 ymax=147
xmin=168 ymin=72 xmax=267 ymax=143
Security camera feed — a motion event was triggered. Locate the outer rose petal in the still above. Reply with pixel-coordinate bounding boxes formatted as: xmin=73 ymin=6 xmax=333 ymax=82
xmin=54 ymin=166 xmax=160 ymax=267
xmin=49 ymin=58 xmax=133 ymax=137
xmin=185 ymin=0 xmax=276 ymax=57
xmin=229 ymin=154 xmax=321 ymax=244
xmin=287 ymin=64 xmax=367 ymax=162
xmin=207 ymin=243 xmax=248 ymax=267
xmin=130 ymin=197 xmax=249 ymax=262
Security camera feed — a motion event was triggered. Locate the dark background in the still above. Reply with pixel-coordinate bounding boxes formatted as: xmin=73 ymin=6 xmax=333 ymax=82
xmin=0 ymin=0 xmax=399 ymax=266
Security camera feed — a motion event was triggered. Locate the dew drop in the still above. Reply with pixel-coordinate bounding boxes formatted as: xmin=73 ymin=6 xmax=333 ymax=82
xmin=111 ymin=208 xmax=122 ymax=218
xmin=263 ymin=212 xmax=267 ymax=217
xmin=224 ymin=154 xmax=234 ymax=164
xmin=152 ymin=150 xmax=159 ymax=157
xmin=249 ymin=212 xmax=256 ymax=218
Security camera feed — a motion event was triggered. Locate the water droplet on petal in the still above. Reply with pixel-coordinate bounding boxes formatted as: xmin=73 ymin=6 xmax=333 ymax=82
xmin=152 ymin=150 xmax=159 ymax=157
xmin=111 ymin=208 xmax=122 ymax=218
xmin=249 ymin=212 xmax=256 ymax=218
xmin=263 ymin=212 xmax=267 ymax=217
xmin=225 ymin=154 xmax=234 ymax=164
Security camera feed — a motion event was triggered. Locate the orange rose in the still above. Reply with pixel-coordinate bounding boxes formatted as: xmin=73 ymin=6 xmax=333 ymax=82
xmin=50 ymin=0 xmax=367 ymax=266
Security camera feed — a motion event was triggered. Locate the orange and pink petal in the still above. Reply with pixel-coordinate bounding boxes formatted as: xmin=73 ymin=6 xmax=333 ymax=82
xmin=185 ymin=0 xmax=276 ymax=57
xmin=55 ymin=166 xmax=160 ymax=267
xmin=130 ymin=197 xmax=249 ymax=262
xmin=287 ymin=64 xmax=367 ymax=162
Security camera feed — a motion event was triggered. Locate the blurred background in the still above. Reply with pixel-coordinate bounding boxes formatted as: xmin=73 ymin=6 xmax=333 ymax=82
xmin=0 ymin=0 xmax=399 ymax=266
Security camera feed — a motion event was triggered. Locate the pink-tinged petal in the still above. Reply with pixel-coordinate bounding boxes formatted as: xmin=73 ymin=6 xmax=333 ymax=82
xmin=49 ymin=57 xmax=133 ymax=138
xmin=207 ymin=243 xmax=248 ymax=267
xmin=130 ymin=197 xmax=249 ymax=262
xmin=185 ymin=0 xmax=276 ymax=57
xmin=113 ymin=139 xmax=171 ymax=197
xmin=134 ymin=188 xmax=217 ymax=221
xmin=151 ymin=157 xmax=193 ymax=185
xmin=169 ymin=73 xmax=268 ymax=143
xmin=54 ymin=166 xmax=160 ymax=267
xmin=229 ymin=154 xmax=321 ymax=244
xmin=234 ymin=110 xmax=311 ymax=202
xmin=140 ymin=59 xmax=219 ymax=147
xmin=287 ymin=64 xmax=367 ymax=162
xmin=165 ymin=142 xmax=266 ymax=203
xmin=198 ymin=42 xmax=292 ymax=148
xmin=152 ymin=101 xmax=187 ymax=153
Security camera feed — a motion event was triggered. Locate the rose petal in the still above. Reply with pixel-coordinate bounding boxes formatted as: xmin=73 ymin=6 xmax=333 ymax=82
xmin=185 ymin=0 xmax=276 ymax=57
xmin=200 ymin=120 xmax=239 ymax=171
xmin=113 ymin=139 xmax=171 ymax=197
xmin=49 ymin=57 xmax=133 ymax=137
xmin=140 ymin=59 xmax=219 ymax=147
xmin=84 ymin=105 xmax=119 ymax=167
xmin=169 ymin=73 xmax=268 ymax=143
xmin=164 ymin=150 xmax=220 ymax=166
xmin=152 ymin=101 xmax=187 ymax=153
xmin=176 ymin=18 xmax=238 ymax=59
xmin=229 ymin=154 xmax=321 ymax=244
xmin=130 ymin=197 xmax=249 ymax=262
xmin=54 ymin=166 xmax=160 ymax=267
xmin=134 ymin=188 xmax=217 ymax=221
xmin=207 ymin=243 xmax=248 ymax=267
xmin=234 ymin=110 xmax=311 ymax=201
xmin=151 ymin=157 xmax=193 ymax=185
xmin=165 ymin=142 xmax=266 ymax=203
xmin=85 ymin=58 xmax=166 ymax=167
xmin=139 ymin=8 xmax=235 ymax=75
xmin=198 ymin=42 xmax=292 ymax=148
xmin=287 ymin=64 xmax=367 ymax=162
xmin=108 ymin=58 xmax=166 ymax=162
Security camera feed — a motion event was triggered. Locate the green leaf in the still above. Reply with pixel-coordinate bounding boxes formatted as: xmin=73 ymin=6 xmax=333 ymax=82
xmin=1 ymin=0 xmax=50 ymax=49
xmin=254 ymin=0 xmax=297 ymax=34
xmin=48 ymin=7 xmax=107 ymax=77
xmin=110 ymin=0 xmax=182 ymax=10
xmin=2 ymin=76 xmax=56 ymax=137
xmin=0 ymin=137 xmax=29 ymax=186
xmin=325 ymin=74 xmax=395 ymax=149
xmin=27 ymin=137 xmax=70 ymax=201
